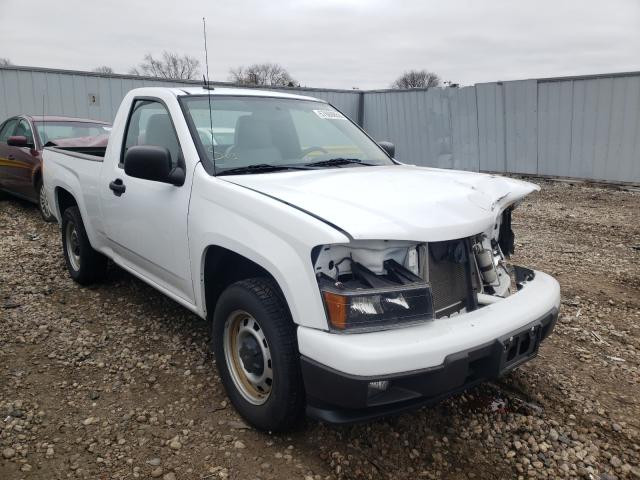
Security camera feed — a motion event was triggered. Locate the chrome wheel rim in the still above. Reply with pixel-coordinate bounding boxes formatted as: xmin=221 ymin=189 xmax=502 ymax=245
xmin=39 ymin=184 xmax=51 ymax=218
xmin=223 ymin=310 xmax=273 ymax=405
xmin=65 ymin=221 xmax=81 ymax=271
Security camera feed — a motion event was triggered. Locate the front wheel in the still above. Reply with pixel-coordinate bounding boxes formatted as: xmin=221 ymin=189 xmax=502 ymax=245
xmin=61 ymin=206 xmax=107 ymax=285
xmin=211 ymin=278 xmax=305 ymax=432
xmin=37 ymin=179 xmax=55 ymax=222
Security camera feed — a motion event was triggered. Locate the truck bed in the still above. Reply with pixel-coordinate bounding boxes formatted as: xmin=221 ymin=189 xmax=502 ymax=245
xmin=44 ymin=145 xmax=106 ymax=161
xmin=42 ymin=146 xmax=104 ymax=228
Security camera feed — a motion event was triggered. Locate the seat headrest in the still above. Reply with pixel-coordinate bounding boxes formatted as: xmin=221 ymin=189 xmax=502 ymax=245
xmin=234 ymin=116 xmax=273 ymax=149
xmin=145 ymin=114 xmax=174 ymax=147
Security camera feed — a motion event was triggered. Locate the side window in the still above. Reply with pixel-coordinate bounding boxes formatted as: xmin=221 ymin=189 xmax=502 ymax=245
xmin=122 ymin=100 xmax=181 ymax=168
xmin=14 ymin=119 xmax=34 ymax=145
xmin=0 ymin=119 xmax=18 ymax=143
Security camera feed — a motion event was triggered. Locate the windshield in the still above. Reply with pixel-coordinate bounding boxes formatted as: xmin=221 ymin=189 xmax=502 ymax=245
xmin=181 ymin=95 xmax=392 ymax=174
xmin=35 ymin=121 xmax=111 ymax=144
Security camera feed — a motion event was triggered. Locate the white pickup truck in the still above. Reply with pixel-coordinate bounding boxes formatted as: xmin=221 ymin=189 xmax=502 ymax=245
xmin=43 ymin=86 xmax=560 ymax=431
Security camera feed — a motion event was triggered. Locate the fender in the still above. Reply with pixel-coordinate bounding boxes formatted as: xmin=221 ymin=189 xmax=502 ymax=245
xmin=188 ymin=164 xmax=348 ymax=330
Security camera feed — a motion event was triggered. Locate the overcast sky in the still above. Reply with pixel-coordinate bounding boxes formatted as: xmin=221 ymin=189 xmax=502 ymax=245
xmin=1 ymin=0 xmax=639 ymax=89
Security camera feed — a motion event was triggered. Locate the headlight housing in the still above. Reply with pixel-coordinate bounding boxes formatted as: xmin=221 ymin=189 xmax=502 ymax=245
xmin=313 ymin=241 xmax=434 ymax=333
xmin=320 ymin=280 xmax=433 ymax=332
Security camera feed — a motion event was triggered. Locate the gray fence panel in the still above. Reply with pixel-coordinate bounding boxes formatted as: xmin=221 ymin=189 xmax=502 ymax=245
xmin=17 ymin=70 xmax=36 ymax=116
xmin=504 ymin=80 xmax=538 ymax=174
xmin=0 ymin=72 xmax=6 ymax=120
xmin=617 ymin=76 xmax=640 ymax=183
xmin=1 ymin=70 xmax=22 ymax=121
xmin=449 ymin=86 xmax=479 ymax=171
xmin=570 ymin=78 xmax=609 ymax=181
xmin=476 ymin=83 xmax=506 ymax=172
xmin=591 ymin=76 xmax=640 ymax=183
xmin=537 ymin=80 xmax=573 ymax=177
xmin=56 ymin=73 xmax=71 ymax=116
xmin=361 ymin=92 xmax=387 ymax=148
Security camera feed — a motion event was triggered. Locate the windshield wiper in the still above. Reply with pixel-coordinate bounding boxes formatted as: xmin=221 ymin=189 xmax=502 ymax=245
xmin=305 ymin=158 xmax=375 ymax=168
xmin=217 ymin=164 xmax=313 ymax=176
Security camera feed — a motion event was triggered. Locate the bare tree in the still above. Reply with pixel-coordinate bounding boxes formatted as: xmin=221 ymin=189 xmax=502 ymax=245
xmin=391 ymin=69 xmax=441 ymax=89
xmin=229 ymin=63 xmax=298 ymax=87
xmin=0 ymin=58 xmax=13 ymax=66
xmin=129 ymin=52 xmax=200 ymax=80
xmin=93 ymin=66 xmax=114 ymax=74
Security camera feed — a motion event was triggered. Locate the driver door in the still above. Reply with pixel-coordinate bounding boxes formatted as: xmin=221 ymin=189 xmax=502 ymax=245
xmin=100 ymin=98 xmax=195 ymax=304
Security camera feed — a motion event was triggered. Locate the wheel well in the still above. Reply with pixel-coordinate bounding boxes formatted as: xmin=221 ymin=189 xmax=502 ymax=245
xmin=56 ymin=188 xmax=78 ymax=217
xmin=203 ymin=246 xmax=279 ymax=320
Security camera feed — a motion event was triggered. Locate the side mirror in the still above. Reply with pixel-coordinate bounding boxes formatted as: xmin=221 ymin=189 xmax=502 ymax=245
xmin=378 ymin=141 xmax=395 ymax=158
xmin=124 ymin=146 xmax=185 ymax=186
xmin=8 ymin=135 xmax=31 ymax=148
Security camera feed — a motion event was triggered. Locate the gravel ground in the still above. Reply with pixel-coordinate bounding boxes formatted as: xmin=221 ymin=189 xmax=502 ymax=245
xmin=1 ymin=179 xmax=639 ymax=480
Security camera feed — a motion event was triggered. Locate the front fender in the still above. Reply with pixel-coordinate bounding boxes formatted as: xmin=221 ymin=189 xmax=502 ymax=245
xmin=188 ymin=166 xmax=348 ymax=329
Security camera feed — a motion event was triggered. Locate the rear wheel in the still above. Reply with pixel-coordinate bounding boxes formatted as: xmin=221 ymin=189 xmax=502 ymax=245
xmin=61 ymin=206 xmax=107 ymax=285
xmin=37 ymin=179 xmax=55 ymax=222
xmin=211 ymin=278 xmax=305 ymax=432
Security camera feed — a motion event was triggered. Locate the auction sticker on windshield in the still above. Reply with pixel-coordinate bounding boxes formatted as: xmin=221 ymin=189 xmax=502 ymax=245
xmin=313 ymin=109 xmax=347 ymax=120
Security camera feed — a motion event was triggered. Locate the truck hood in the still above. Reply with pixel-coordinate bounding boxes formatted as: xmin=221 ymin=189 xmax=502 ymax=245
xmin=224 ymin=165 xmax=539 ymax=241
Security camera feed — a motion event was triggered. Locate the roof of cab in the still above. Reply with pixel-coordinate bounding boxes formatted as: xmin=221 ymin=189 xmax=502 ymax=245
xmin=172 ymin=86 xmax=326 ymax=103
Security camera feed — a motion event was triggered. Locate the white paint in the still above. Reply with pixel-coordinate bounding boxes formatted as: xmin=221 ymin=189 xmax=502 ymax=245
xmin=226 ymin=165 xmax=538 ymax=241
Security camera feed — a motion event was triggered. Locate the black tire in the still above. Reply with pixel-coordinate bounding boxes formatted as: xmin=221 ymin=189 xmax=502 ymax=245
xmin=61 ymin=206 xmax=107 ymax=285
xmin=211 ymin=278 xmax=305 ymax=432
xmin=36 ymin=179 xmax=55 ymax=222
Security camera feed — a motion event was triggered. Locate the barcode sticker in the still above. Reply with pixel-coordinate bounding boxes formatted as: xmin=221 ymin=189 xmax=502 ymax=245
xmin=313 ymin=109 xmax=347 ymax=120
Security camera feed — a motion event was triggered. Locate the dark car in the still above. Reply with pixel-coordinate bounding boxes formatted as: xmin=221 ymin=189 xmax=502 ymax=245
xmin=0 ymin=115 xmax=111 ymax=221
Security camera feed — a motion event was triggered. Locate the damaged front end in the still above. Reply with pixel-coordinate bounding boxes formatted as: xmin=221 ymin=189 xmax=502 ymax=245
xmin=312 ymin=206 xmax=536 ymax=333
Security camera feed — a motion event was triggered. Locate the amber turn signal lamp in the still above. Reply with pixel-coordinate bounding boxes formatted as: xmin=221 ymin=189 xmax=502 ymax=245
xmin=322 ymin=291 xmax=348 ymax=330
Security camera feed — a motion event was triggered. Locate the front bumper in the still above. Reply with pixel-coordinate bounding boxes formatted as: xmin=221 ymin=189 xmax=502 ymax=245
xmin=302 ymin=307 xmax=557 ymax=423
xmin=297 ymin=269 xmax=561 ymax=423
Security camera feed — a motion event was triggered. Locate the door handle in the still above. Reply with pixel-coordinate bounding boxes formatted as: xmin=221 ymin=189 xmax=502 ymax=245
xmin=109 ymin=178 xmax=126 ymax=196
xmin=8 ymin=154 xmax=15 ymax=160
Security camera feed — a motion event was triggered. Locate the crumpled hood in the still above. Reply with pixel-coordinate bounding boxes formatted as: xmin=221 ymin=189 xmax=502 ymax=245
xmin=224 ymin=165 xmax=539 ymax=241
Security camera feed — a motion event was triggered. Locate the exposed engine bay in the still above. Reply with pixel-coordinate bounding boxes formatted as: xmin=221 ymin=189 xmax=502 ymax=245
xmin=313 ymin=207 xmax=534 ymax=332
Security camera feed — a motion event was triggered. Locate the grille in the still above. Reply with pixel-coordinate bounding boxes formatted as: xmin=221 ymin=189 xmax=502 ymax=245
xmin=427 ymin=240 xmax=472 ymax=318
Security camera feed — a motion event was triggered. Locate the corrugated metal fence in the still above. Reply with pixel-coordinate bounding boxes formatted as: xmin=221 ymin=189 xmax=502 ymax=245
xmin=362 ymin=73 xmax=640 ymax=184
xmin=1 ymin=66 xmax=639 ymax=183
xmin=0 ymin=66 xmax=362 ymax=124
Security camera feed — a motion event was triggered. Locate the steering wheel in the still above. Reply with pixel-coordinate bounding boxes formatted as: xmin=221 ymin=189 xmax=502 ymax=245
xmin=300 ymin=146 xmax=329 ymax=157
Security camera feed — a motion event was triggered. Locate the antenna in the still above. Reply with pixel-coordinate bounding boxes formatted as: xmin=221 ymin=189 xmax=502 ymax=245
xmin=202 ymin=17 xmax=214 ymax=90
xmin=41 ymin=93 xmax=46 ymax=147
xmin=203 ymin=17 xmax=216 ymax=174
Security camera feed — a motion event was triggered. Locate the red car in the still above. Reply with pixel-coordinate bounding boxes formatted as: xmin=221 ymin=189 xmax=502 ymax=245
xmin=0 ymin=115 xmax=111 ymax=221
